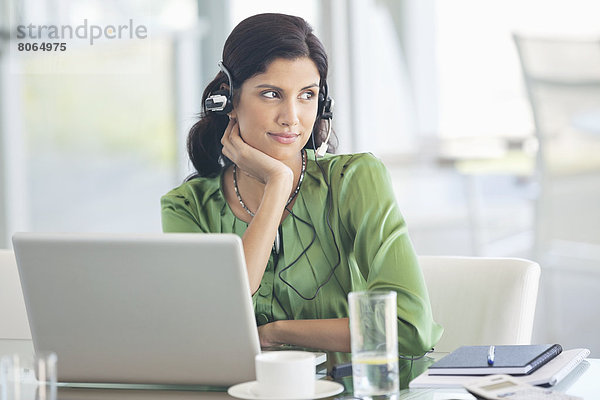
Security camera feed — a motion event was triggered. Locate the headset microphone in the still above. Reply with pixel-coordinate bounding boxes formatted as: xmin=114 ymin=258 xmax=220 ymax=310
xmin=205 ymin=61 xmax=234 ymax=114
xmin=316 ymin=96 xmax=334 ymax=157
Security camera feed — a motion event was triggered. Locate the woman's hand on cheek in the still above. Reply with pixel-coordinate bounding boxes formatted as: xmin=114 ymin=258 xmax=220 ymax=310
xmin=221 ymin=118 xmax=293 ymax=186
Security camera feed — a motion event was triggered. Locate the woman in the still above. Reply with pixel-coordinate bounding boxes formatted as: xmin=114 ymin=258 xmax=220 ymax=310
xmin=161 ymin=13 xmax=442 ymax=354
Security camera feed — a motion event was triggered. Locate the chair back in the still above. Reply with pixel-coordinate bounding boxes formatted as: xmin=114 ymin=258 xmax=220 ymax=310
xmin=0 ymin=249 xmax=31 ymax=339
xmin=513 ymin=34 xmax=600 ymax=146
xmin=513 ymin=34 xmax=600 ymax=260
xmin=419 ymin=256 xmax=540 ymax=353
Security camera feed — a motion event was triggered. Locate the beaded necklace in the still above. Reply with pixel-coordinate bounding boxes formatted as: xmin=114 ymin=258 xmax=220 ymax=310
xmin=232 ymin=150 xmax=306 ymax=253
xmin=233 ymin=149 xmax=306 ymax=217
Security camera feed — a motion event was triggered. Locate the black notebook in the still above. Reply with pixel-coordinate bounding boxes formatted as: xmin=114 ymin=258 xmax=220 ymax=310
xmin=428 ymin=344 xmax=563 ymax=376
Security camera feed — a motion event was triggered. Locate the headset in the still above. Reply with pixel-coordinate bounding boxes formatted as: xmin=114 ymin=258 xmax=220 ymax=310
xmin=316 ymin=84 xmax=334 ymax=157
xmin=205 ymin=60 xmax=334 ymax=157
xmin=204 ymin=61 xmax=234 ymax=114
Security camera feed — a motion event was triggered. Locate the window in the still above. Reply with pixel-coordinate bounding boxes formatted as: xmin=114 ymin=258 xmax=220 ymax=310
xmin=435 ymin=0 xmax=600 ymax=139
xmin=1 ymin=0 xmax=201 ymax=242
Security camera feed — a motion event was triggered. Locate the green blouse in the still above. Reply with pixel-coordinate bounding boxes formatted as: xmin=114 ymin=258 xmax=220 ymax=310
xmin=161 ymin=150 xmax=442 ymax=356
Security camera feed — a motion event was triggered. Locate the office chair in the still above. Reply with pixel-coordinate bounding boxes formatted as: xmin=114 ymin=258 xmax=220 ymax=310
xmin=0 ymin=249 xmax=31 ymax=339
xmin=419 ymin=256 xmax=540 ymax=353
xmin=513 ymin=33 xmax=600 ymax=264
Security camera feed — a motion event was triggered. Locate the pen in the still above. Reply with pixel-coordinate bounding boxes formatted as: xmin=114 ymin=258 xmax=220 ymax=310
xmin=487 ymin=345 xmax=495 ymax=366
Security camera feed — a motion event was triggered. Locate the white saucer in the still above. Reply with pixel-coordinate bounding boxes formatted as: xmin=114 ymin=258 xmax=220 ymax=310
xmin=227 ymin=380 xmax=344 ymax=400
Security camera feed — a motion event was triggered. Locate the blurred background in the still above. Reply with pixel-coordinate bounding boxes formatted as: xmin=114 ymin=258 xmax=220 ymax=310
xmin=1 ymin=0 xmax=599 ymax=353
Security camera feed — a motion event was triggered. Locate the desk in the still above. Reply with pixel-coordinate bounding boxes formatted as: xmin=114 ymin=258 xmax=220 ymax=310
xmin=1 ymin=339 xmax=598 ymax=399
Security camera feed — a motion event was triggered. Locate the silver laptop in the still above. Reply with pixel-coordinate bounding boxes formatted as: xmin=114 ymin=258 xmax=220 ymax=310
xmin=12 ymin=232 xmax=261 ymax=386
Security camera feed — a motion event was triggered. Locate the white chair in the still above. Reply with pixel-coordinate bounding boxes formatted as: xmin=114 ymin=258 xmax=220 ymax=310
xmin=513 ymin=34 xmax=600 ymax=264
xmin=0 ymin=249 xmax=31 ymax=339
xmin=418 ymin=256 xmax=540 ymax=352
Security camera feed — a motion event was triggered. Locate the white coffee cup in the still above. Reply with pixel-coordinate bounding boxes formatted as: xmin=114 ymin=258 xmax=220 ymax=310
xmin=254 ymin=351 xmax=315 ymax=398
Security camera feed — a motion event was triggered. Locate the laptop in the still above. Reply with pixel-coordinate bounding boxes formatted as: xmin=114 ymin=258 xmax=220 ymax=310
xmin=12 ymin=232 xmax=261 ymax=386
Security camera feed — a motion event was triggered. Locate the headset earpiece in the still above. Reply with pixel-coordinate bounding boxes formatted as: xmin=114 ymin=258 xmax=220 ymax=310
xmin=317 ymin=82 xmax=334 ymax=121
xmin=321 ymin=97 xmax=334 ymax=121
xmin=205 ymin=61 xmax=234 ymax=115
xmin=316 ymin=85 xmax=334 ymax=157
xmin=318 ymin=91 xmax=325 ymax=113
xmin=205 ymin=89 xmax=232 ymax=114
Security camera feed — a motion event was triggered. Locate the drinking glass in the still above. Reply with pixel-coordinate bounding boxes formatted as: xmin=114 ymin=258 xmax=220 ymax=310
xmin=348 ymin=290 xmax=399 ymax=399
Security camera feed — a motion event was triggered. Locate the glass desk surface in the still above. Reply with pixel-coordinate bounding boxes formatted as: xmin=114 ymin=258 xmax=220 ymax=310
xmin=1 ymin=339 xmax=598 ymax=399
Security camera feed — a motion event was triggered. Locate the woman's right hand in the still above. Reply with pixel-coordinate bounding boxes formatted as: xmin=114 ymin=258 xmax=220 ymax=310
xmin=221 ymin=118 xmax=293 ymax=187
xmin=221 ymin=118 xmax=295 ymax=293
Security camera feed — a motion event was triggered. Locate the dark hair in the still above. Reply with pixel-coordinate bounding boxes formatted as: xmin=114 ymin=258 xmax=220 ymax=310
xmin=187 ymin=13 xmax=333 ymax=178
